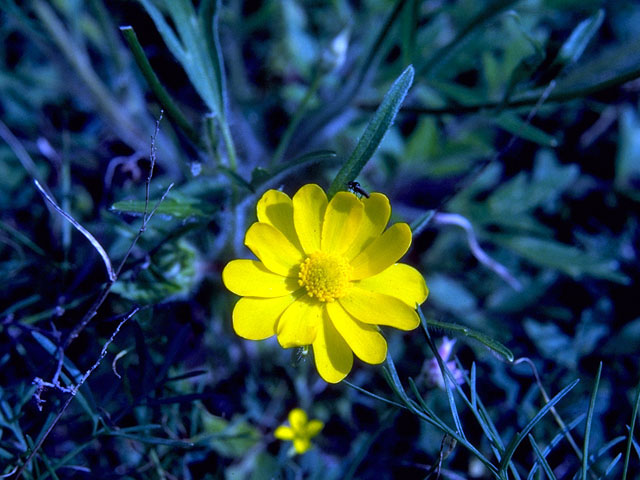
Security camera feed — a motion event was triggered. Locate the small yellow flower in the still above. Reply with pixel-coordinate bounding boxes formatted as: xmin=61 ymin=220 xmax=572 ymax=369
xmin=274 ymin=408 xmax=324 ymax=454
xmin=222 ymin=184 xmax=428 ymax=383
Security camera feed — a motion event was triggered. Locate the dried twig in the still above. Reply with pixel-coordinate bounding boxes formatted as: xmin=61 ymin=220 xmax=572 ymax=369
xmin=16 ymin=308 xmax=140 ymax=478
xmin=15 ymin=113 xmax=173 ymax=478
xmin=433 ymin=213 xmax=522 ymax=291
xmin=33 ymin=179 xmax=116 ymax=282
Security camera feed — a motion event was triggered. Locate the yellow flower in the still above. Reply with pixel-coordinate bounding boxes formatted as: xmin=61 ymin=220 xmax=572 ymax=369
xmin=222 ymin=184 xmax=428 ymax=383
xmin=274 ymin=408 xmax=324 ymax=454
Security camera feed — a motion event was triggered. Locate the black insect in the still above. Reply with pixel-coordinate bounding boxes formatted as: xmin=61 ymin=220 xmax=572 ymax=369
xmin=347 ymin=181 xmax=370 ymax=198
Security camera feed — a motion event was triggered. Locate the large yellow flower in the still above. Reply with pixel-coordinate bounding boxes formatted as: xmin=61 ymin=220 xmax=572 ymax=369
xmin=222 ymin=184 xmax=428 ymax=383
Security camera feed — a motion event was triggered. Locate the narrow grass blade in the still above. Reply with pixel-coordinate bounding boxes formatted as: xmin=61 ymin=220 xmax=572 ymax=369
xmin=383 ymin=354 xmax=412 ymax=405
xmin=622 ymin=379 xmax=640 ymax=480
xmin=470 ymin=362 xmax=477 ymax=410
xmin=328 ymin=65 xmax=414 ymax=197
xmin=527 ymin=414 xmax=586 ymax=480
xmin=500 ymin=379 xmax=580 ymax=473
xmin=120 ymin=26 xmax=201 ymax=147
xmin=528 ymin=434 xmax=557 ymax=480
xmin=602 ymin=453 xmax=622 ymax=478
xmin=582 ymin=362 xmax=602 ymax=480
xmin=580 ymin=436 xmax=626 ymax=478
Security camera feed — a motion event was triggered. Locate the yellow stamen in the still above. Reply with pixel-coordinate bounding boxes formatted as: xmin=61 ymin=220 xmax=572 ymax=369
xmin=298 ymin=251 xmax=351 ymax=302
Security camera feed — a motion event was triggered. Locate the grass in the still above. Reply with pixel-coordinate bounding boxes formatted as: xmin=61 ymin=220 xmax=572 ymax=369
xmin=1 ymin=0 xmax=639 ymax=478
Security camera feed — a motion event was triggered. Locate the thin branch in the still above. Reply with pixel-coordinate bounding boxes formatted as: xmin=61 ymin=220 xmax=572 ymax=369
xmin=15 ymin=308 xmax=140 ymax=479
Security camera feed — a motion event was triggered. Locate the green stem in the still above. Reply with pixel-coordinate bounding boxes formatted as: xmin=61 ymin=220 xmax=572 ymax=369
xmin=120 ymin=26 xmax=203 ymax=147
xmin=582 ymin=362 xmax=602 ymax=480
xmin=396 ymin=64 xmax=640 ymax=116
xmin=219 ymin=119 xmax=238 ymax=170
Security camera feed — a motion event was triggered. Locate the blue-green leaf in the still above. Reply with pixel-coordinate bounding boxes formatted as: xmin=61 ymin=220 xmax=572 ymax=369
xmin=494 ymin=112 xmax=558 ymax=147
xmin=328 ymin=65 xmax=414 ymax=197
xmin=554 ymin=10 xmax=604 ymax=69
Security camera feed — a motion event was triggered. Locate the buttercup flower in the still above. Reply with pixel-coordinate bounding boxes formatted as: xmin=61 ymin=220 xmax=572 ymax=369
xmin=274 ymin=408 xmax=323 ymax=455
xmin=222 ymin=184 xmax=428 ymax=382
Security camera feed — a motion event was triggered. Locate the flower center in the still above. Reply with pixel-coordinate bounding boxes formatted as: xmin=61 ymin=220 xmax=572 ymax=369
xmin=298 ymin=251 xmax=351 ymax=302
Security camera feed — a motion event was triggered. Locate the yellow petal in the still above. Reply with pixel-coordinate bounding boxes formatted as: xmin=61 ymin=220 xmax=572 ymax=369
xmin=233 ymin=294 xmax=300 ymax=340
xmin=293 ymin=438 xmax=311 ymax=454
xmin=312 ymin=311 xmax=353 ymax=383
xmin=276 ymin=296 xmax=322 ymax=347
xmin=326 ymin=302 xmax=387 ymax=364
xmin=289 ymin=408 xmax=308 ymax=431
xmin=355 ymin=263 xmax=428 ymax=307
xmin=306 ymin=420 xmax=324 ymax=438
xmin=321 ymin=192 xmax=363 ymax=254
xmin=222 ymin=259 xmax=299 ymax=297
xmin=245 ymin=222 xmax=304 ymax=276
xmin=343 ymin=193 xmax=391 ymax=260
xmin=350 ymin=223 xmax=411 ymax=280
xmin=339 ymin=287 xmax=420 ymax=331
xmin=293 ymin=184 xmax=327 ymax=254
xmin=274 ymin=425 xmax=294 ymax=440
xmin=256 ymin=189 xmax=303 ymax=251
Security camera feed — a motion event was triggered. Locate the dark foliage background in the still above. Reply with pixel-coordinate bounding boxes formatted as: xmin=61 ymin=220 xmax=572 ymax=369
xmin=1 ymin=0 xmax=639 ymax=478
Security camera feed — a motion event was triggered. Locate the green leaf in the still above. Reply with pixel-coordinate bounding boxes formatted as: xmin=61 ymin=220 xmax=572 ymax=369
xmin=426 ymin=319 xmax=514 ymax=363
xmin=327 ymin=65 xmax=414 ymax=197
xmin=137 ymin=0 xmax=222 ymax=115
xmin=426 ymin=274 xmax=477 ymax=314
xmin=488 ymin=150 xmax=579 ymax=216
xmin=494 ymin=235 xmax=630 ymax=284
xmin=112 ymin=239 xmax=200 ymax=304
xmin=553 ymin=9 xmax=605 ymax=70
xmin=110 ymin=193 xmax=215 ymax=218
xmin=199 ymin=411 xmax=261 ymax=458
xmin=494 ymin=112 xmax=558 ymax=147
